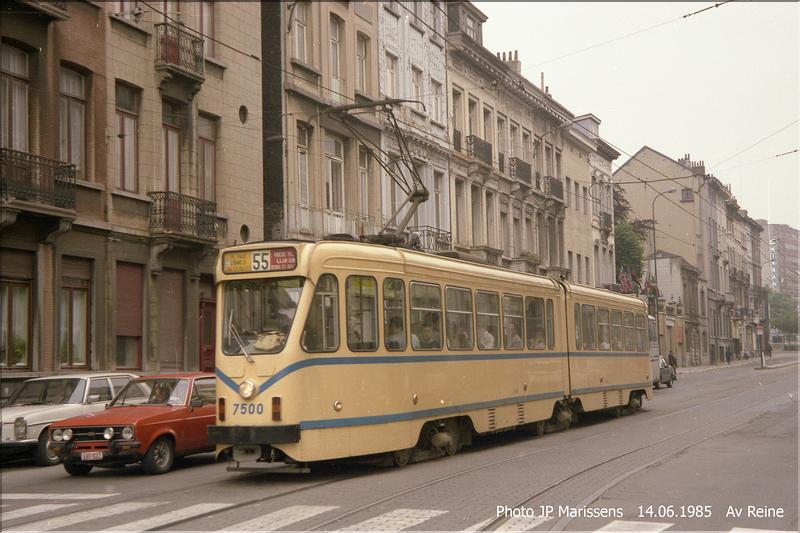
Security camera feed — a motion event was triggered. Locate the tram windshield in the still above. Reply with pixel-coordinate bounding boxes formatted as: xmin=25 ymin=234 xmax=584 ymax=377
xmin=222 ymin=277 xmax=304 ymax=355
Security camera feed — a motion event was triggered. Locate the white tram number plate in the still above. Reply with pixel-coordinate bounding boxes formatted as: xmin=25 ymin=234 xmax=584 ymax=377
xmin=81 ymin=451 xmax=104 ymax=461
xmin=223 ymin=248 xmax=297 ymax=274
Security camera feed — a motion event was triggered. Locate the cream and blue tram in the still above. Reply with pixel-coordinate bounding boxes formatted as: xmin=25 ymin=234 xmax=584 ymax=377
xmin=208 ymin=240 xmax=651 ymax=468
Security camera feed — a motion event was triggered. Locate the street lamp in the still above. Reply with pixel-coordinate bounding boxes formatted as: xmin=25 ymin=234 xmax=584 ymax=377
xmin=651 ymin=187 xmax=677 ymax=357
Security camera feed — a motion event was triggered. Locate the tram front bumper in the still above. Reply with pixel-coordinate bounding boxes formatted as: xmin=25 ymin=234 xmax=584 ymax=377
xmin=208 ymin=424 xmax=300 ymax=445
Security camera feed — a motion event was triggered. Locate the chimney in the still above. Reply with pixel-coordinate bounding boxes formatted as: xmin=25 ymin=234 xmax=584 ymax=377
xmin=502 ymin=50 xmax=521 ymax=73
xmin=540 ymin=72 xmax=544 ymax=91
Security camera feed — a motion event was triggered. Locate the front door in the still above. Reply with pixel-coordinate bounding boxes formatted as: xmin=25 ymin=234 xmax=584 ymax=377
xmin=199 ymin=299 xmax=215 ymax=372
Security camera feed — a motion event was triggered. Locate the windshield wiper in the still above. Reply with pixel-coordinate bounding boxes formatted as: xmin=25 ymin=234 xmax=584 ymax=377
xmin=228 ymin=311 xmax=254 ymax=363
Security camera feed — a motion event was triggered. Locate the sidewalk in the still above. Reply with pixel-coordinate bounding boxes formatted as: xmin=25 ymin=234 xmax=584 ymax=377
xmin=677 ymin=349 xmax=799 ymax=375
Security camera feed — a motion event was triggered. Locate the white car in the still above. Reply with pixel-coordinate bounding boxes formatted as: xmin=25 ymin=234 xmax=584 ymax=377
xmin=1 ymin=373 xmax=136 ymax=465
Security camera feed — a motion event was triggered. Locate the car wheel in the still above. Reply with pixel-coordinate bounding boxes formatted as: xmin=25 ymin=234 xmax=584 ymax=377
xmin=654 ymin=381 xmax=661 ymax=389
xmin=63 ymin=462 xmax=93 ymax=476
xmin=35 ymin=430 xmax=61 ymax=467
xmin=667 ymin=378 xmax=673 ymax=388
xmin=143 ymin=437 xmax=175 ymax=475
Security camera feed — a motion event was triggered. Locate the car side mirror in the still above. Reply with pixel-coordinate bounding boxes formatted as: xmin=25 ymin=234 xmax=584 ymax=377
xmin=190 ymin=398 xmax=203 ymax=409
xmin=88 ymin=394 xmax=101 ymax=402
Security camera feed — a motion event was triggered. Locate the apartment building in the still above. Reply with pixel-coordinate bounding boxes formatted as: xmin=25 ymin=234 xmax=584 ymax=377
xmin=263 ymin=1 xmax=382 ymax=241
xmin=445 ymin=1 xmax=568 ymax=277
xmin=1 ymin=1 xmax=262 ymax=378
xmin=758 ymin=221 xmax=799 ymax=308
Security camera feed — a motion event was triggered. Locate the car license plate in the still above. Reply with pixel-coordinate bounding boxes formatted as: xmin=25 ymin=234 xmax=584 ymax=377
xmin=81 ymin=451 xmax=104 ymax=461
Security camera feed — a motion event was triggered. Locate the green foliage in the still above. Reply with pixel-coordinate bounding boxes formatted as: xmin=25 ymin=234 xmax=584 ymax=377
xmin=613 ymin=184 xmax=631 ymax=223
xmin=615 ymin=220 xmax=645 ymax=280
xmin=769 ymin=290 xmax=799 ymax=334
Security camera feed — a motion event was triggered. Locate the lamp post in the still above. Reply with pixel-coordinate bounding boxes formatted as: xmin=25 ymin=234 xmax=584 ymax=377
xmin=651 ymin=188 xmax=677 ymax=357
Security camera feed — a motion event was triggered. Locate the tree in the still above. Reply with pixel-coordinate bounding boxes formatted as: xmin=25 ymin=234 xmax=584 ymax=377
xmin=613 ymin=183 xmax=631 ymax=223
xmin=769 ymin=290 xmax=798 ymax=334
xmin=615 ymin=220 xmax=645 ymax=281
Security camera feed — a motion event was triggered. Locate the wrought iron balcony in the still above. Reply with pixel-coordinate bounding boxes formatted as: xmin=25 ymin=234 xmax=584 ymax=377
xmin=148 ymin=191 xmax=217 ymax=241
xmin=600 ymin=211 xmax=613 ymax=229
xmin=498 ymin=152 xmax=505 ymax=173
xmin=466 ymin=135 xmax=492 ymax=166
xmin=453 ymin=129 xmax=462 ymax=153
xmin=510 ymin=157 xmax=531 ymax=184
xmin=155 ymin=23 xmax=205 ymax=81
xmin=0 ymin=148 xmax=76 ymax=209
xmin=544 ymin=175 xmax=564 ymax=201
xmin=409 ymin=225 xmax=453 ymax=253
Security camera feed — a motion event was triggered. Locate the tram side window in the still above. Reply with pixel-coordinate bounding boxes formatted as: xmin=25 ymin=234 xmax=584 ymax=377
xmin=302 ymin=274 xmax=339 ymax=352
xmin=346 ymin=276 xmax=378 ymax=351
xmin=610 ymin=310 xmax=623 ymax=351
xmin=527 ymin=297 xmax=547 ymax=350
xmin=581 ymin=305 xmax=597 ymax=350
xmin=410 ymin=282 xmax=442 ymax=350
xmin=597 ymin=308 xmax=610 ymax=350
xmin=476 ymin=291 xmax=500 ymax=350
xmin=573 ymin=303 xmax=582 ymax=350
xmin=446 ymin=287 xmax=474 ymax=350
xmin=502 ymin=294 xmax=524 ymax=349
xmin=546 ymin=299 xmax=555 ymax=350
xmin=623 ymin=311 xmax=636 ymax=351
xmin=383 ymin=278 xmax=406 ymax=351
xmin=635 ymin=314 xmax=647 ymax=352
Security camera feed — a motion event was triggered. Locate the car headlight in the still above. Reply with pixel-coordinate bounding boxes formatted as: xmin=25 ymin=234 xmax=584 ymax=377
xmin=52 ymin=429 xmax=63 ymax=442
xmin=14 ymin=417 xmax=26 ymax=439
xmin=121 ymin=426 xmax=134 ymax=440
xmin=103 ymin=427 xmax=114 ymax=440
xmin=238 ymin=380 xmax=256 ymax=400
xmin=62 ymin=428 xmax=73 ymax=441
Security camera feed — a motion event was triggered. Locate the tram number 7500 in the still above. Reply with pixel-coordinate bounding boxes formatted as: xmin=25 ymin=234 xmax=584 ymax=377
xmin=232 ymin=403 xmax=264 ymax=415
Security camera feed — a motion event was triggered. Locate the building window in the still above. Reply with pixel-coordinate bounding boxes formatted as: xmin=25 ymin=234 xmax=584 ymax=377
xmin=465 ymin=15 xmax=476 ymax=40
xmin=385 ymin=52 xmax=397 ymax=97
xmin=162 ymin=100 xmax=182 ymax=192
xmin=555 ymin=151 xmax=562 ymax=179
xmin=297 ymin=123 xmax=310 ymax=206
xmin=329 ymin=15 xmax=344 ymax=99
xmin=116 ymin=262 xmax=143 ymax=369
xmin=431 ymin=0 xmax=441 ymax=34
xmin=356 ymin=33 xmax=368 ymax=92
xmin=433 ymin=170 xmax=443 ymax=229
xmin=0 ymin=281 xmax=31 ymax=368
xmin=565 ymin=177 xmax=571 ymax=207
xmin=574 ymin=181 xmax=580 ymax=211
xmin=522 ymin=131 xmax=531 ymax=162
xmin=325 ymin=133 xmax=344 ymax=212
xmin=115 ymin=83 xmax=139 ymax=192
xmin=60 ymin=257 xmax=91 ymax=368
xmin=198 ymin=115 xmax=216 ymax=201
xmin=411 ymin=66 xmax=423 ymax=110
xmin=293 ymin=2 xmax=308 ymax=62
xmin=681 ymin=188 xmax=694 ymax=202
xmin=509 ymin=123 xmax=518 ymax=158
xmin=0 ymin=44 xmax=29 ymax=151
xmin=583 ymin=186 xmax=588 ymax=214
xmin=199 ymin=1 xmax=214 ymax=56
xmin=358 ymin=146 xmax=369 ymax=216
xmin=59 ymin=67 xmax=86 ymax=178
xmin=431 ymin=79 xmax=443 ymax=123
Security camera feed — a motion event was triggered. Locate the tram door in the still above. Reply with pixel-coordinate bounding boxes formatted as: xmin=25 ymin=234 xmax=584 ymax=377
xmin=199 ymin=299 xmax=216 ymax=372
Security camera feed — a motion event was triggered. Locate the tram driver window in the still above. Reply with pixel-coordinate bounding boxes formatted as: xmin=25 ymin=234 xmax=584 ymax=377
xmin=581 ymin=305 xmax=597 ymax=350
xmin=383 ymin=278 xmax=406 ymax=351
xmin=410 ymin=282 xmax=442 ymax=350
xmin=302 ymin=274 xmax=339 ymax=352
xmin=526 ymin=297 xmax=546 ymax=350
xmin=502 ymin=294 xmax=524 ymax=350
xmin=623 ymin=311 xmax=636 ymax=351
xmin=346 ymin=276 xmax=378 ymax=351
xmin=446 ymin=287 xmax=474 ymax=350
xmin=610 ymin=310 xmax=623 ymax=351
xmin=476 ymin=291 xmax=500 ymax=350
xmin=597 ymin=308 xmax=610 ymax=350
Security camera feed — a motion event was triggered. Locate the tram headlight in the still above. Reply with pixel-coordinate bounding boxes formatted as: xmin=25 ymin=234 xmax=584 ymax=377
xmin=238 ymin=380 xmax=256 ymax=400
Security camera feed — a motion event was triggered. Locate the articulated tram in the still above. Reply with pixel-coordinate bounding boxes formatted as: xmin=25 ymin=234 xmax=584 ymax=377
xmin=208 ymin=240 xmax=651 ymax=469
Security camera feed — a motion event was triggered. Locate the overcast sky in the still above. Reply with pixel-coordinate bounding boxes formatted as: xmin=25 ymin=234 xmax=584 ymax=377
xmin=477 ymin=1 xmax=799 ymax=228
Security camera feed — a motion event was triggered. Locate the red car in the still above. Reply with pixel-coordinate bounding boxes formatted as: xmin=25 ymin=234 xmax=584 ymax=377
xmin=49 ymin=373 xmax=215 ymax=476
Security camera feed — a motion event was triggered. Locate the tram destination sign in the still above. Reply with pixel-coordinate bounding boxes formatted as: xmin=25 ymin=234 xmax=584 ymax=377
xmin=222 ymin=247 xmax=297 ymax=274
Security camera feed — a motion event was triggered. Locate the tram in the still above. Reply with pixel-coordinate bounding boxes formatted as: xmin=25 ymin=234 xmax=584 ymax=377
xmin=208 ymin=239 xmax=651 ymax=469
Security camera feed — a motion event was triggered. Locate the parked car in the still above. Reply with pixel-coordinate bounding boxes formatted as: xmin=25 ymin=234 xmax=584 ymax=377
xmin=1 ymin=373 xmax=136 ymax=465
xmin=49 ymin=373 xmax=216 ymax=476
xmin=654 ymin=357 xmax=675 ymax=389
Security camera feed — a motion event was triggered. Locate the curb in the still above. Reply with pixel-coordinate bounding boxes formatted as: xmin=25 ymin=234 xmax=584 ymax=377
xmin=754 ymin=361 xmax=799 ymax=371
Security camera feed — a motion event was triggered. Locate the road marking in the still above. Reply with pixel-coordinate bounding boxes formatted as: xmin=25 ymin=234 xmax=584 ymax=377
xmin=341 ymin=508 xmax=447 ymax=531
xmin=496 ymin=515 xmax=551 ymax=531
xmin=6 ymin=502 xmax=163 ymax=531
xmin=107 ymin=503 xmax=232 ymax=531
xmin=225 ymin=505 xmax=339 ymax=531
xmin=2 ymin=504 xmax=77 ymax=521
xmin=596 ymin=520 xmax=673 ymax=531
xmin=1 ymin=493 xmax=118 ymax=500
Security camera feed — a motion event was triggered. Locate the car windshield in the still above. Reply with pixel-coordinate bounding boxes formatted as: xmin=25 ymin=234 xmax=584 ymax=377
xmin=110 ymin=379 xmax=189 ymax=407
xmin=222 ymin=277 xmax=304 ymax=355
xmin=7 ymin=378 xmax=86 ymax=406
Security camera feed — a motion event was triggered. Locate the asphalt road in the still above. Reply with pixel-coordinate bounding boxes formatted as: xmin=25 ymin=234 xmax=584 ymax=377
xmin=1 ymin=353 xmax=797 ymax=532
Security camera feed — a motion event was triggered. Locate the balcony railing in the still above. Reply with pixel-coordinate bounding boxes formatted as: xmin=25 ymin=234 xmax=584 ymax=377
xmin=148 ymin=191 xmax=217 ymax=240
xmin=453 ymin=129 xmax=462 ymax=153
xmin=600 ymin=211 xmax=613 ymax=229
xmin=498 ymin=152 xmax=505 ymax=173
xmin=510 ymin=157 xmax=531 ymax=184
xmin=155 ymin=23 xmax=205 ymax=80
xmin=409 ymin=225 xmax=453 ymax=253
xmin=0 ymin=148 xmax=76 ymax=209
xmin=544 ymin=175 xmax=564 ymax=201
xmin=466 ymin=135 xmax=492 ymax=166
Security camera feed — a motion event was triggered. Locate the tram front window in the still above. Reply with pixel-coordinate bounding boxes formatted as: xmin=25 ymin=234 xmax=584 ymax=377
xmin=222 ymin=277 xmax=304 ymax=355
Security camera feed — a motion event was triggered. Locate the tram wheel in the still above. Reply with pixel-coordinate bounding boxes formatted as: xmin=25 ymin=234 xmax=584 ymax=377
xmin=392 ymin=448 xmax=413 ymax=467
